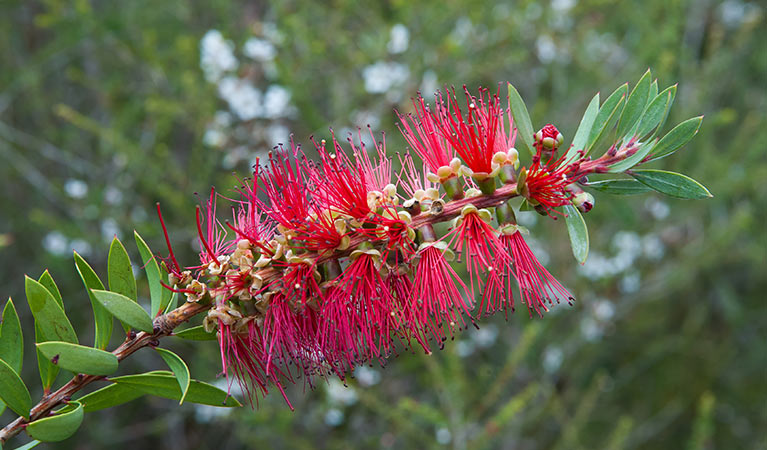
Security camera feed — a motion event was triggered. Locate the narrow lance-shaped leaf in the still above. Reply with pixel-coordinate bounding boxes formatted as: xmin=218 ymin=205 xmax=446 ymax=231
xmin=0 ymin=298 xmax=23 ymax=416
xmin=77 ymin=383 xmax=145 ymax=412
xmin=0 ymin=298 xmax=23 ymax=372
xmin=635 ymin=85 xmax=676 ymax=139
xmin=108 ymin=237 xmax=137 ymax=333
xmin=74 ymin=251 xmax=113 ymax=350
xmin=648 ymin=79 xmax=658 ymax=100
xmin=587 ymin=83 xmax=628 ymax=153
xmin=111 ymin=371 xmax=241 ymax=407
xmin=631 ymin=169 xmax=713 ymax=199
xmin=617 ymin=69 xmax=652 ymax=138
xmin=14 ymin=440 xmax=42 ymax=450
xmin=26 ymin=402 xmax=84 ymax=442
xmin=648 ymin=116 xmax=704 ymax=162
xmin=564 ymin=92 xmax=600 ymax=165
xmin=36 ymin=342 xmax=118 ymax=376
xmin=564 ymin=204 xmax=589 ymax=264
xmin=38 ymin=270 xmax=63 ymax=307
xmin=589 ymin=95 xmax=626 ymax=156
xmin=174 ymin=325 xmax=216 ymax=341
xmin=92 ymin=290 xmax=154 ymax=333
xmin=0 ymin=358 xmax=31 ymax=419
xmin=25 ymin=276 xmax=78 ymax=344
xmin=29 ymin=273 xmax=78 ymax=388
xmin=135 ymin=231 xmax=166 ymax=317
xmin=155 ymin=347 xmax=191 ymax=404
xmin=507 ymin=82 xmax=536 ymax=158
xmin=586 ymin=179 xmax=652 ymax=195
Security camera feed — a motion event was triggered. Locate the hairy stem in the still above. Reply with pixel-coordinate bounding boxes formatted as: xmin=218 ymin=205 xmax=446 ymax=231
xmin=0 ymin=301 xmax=210 ymax=445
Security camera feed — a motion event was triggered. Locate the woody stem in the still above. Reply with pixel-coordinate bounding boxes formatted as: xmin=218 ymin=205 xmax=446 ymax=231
xmin=0 ymin=301 xmax=210 ymax=445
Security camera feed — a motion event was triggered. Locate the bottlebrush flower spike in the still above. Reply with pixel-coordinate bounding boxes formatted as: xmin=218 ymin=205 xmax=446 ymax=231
xmin=397 ymin=92 xmax=458 ymax=181
xmin=147 ymin=75 xmax=708 ymax=408
xmin=500 ymin=229 xmax=574 ymax=317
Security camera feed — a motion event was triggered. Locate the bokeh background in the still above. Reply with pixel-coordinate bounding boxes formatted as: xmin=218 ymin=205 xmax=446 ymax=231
xmin=1 ymin=0 xmax=765 ymax=448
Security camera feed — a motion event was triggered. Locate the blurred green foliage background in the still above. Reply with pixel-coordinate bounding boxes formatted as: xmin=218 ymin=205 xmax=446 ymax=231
xmin=1 ymin=0 xmax=765 ymax=448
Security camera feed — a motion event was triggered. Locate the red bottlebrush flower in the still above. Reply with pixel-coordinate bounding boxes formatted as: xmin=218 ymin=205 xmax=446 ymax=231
xmin=447 ymin=206 xmax=512 ymax=307
xmin=397 ymin=93 xmax=456 ymax=174
xmin=324 ymin=253 xmax=400 ymax=363
xmin=349 ymin=127 xmax=392 ymax=193
xmin=410 ymin=244 xmax=472 ymax=349
xmin=397 ymin=151 xmax=440 ymax=200
xmin=500 ymin=231 xmax=574 ymax=317
xmin=196 ymin=188 xmax=233 ymax=266
xmin=218 ymin=319 xmax=294 ymax=409
xmin=258 ymin=141 xmax=311 ymax=231
xmin=525 ymin=124 xmax=574 ymax=215
xmin=310 ymin=134 xmax=371 ymax=221
xmin=433 ymin=87 xmax=504 ymax=175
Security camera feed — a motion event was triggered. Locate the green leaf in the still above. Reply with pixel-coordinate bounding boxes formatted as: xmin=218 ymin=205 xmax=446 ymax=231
xmin=109 ymin=237 xmax=137 ymax=333
xmin=507 ymin=82 xmax=535 ymax=158
xmin=111 ymin=372 xmax=241 ymax=407
xmin=648 ymin=79 xmax=658 ymax=100
xmin=586 ymin=179 xmax=652 ymax=195
xmin=564 ymin=92 xmax=600 ymax=164
xmin=174 ymin=325 xmax=216 ymax=341
xmin=564 ymin=205 xmax=589 ymax=264
xmin=108 ymin=237 xmax=137 ymax=301
xmin=134 ymin=231 xmax=166 ymax=317
xmin=636 ymin=85 xmax=676 ymax=139
xmin=35 ymin=323 xmax=59 ymax=391
xmin=648 ymin=116 xmax=704 ymax=161
xmin=617 ymin=69 xmax=652 ymax=138
xmin=91 ymin=290 xmax=154 ymax=333
xmin=37 ymin=270 xmax=63 ymax=307
xmin=25 ymin=277 xmax=78 ymax=344
xmin=154 ymin=348 xmax=191 ymax=404
xmin=74 ymin=251 xmax=113 ymax=350
xmin=36 ymin=342 xmax=118 ymax=376
xmin=14 ymin=440 xmax=42 ymax=449
xmin=77 ymin=383 xmax=144 ymax=412
xmin=163 ymin=290 xmax=179 ymax=315
xmin=587 ymin=83 xmax=628 ymax=152
xmin=607 ymin=139 xmax=657 ymax=173
xmin=631 ymin=169 xmax=712 ymax=199
xmin=0 ymin=358 xmax=31 ymax=419
xmin=0 ymin=298 xmax=23 ymax=372
xmin=26 ymin=401 xmax=84 ymax=442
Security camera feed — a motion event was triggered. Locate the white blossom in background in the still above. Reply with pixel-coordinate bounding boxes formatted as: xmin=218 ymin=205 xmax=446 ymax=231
xmin=325 ymin=378 xmax=358 ymax=406
xmin=103 ymin=186 xmax=123 ymax=205
xmin=324 ymin=408 xmax=345 ymax=426
xmin=354 ymin=366 xmax=381 ymax=387
xmin=243 ymin=37 xmax=276 ymax=61
xmin=263 ymin=85 xmax=292 ymax=118
xmin=43 ymin=231 xmax=68 ymax=256
xmin=70 ymin=239 xmax=92 ymax=257
xmin=218 ymin=76 xmax=263 ymax=121
xmin=543 ymin=345 xmax=564 ymax=373
xmin=645 ymin=197 xmax=670 ymax=220
xmin=362 ymin=61 xmax=409 ymax=94
xmin=435 ymin=428 xmax=452 ymax=445
xmin=64 ymin=179 xmax=88 ymax=199
xmin=472 ymin=324 xmax=499 ymax=348
xmin=387 ymin=24 xmax=409 ymax=54
xmin=420 ymin=70 xmax=439 ymax=96
xmin=451 ymin=16 xmax=473 ymax=44
xmin=266 ymin=124 xmax=290 ymax=147
xmin=101 ymin=218 xmax=120 ymax=242
xmin=536 ymin=35 xmax=558 ymax=63
xmin=200 ymin=30 xmax=238 ymax=82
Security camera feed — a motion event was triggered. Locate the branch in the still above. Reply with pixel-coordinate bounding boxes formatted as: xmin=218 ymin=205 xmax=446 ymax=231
xmin=0 ymin=301 xmax=210 ymax=445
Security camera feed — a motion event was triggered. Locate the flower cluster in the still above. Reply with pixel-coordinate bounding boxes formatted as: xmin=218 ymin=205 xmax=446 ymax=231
xmin=159 ymin=86 xmax=632 ymax=407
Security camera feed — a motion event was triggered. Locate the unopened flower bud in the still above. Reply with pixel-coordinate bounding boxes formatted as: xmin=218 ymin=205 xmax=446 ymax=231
xmin=535 ymin=124 xmax=563 ymax=151
xmin=574 ymin=192 xmax=595 ymax=213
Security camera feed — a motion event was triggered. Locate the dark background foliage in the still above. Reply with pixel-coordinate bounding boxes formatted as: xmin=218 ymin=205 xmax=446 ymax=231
xmin=1 ymin=0 xmax=765 ymax=448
